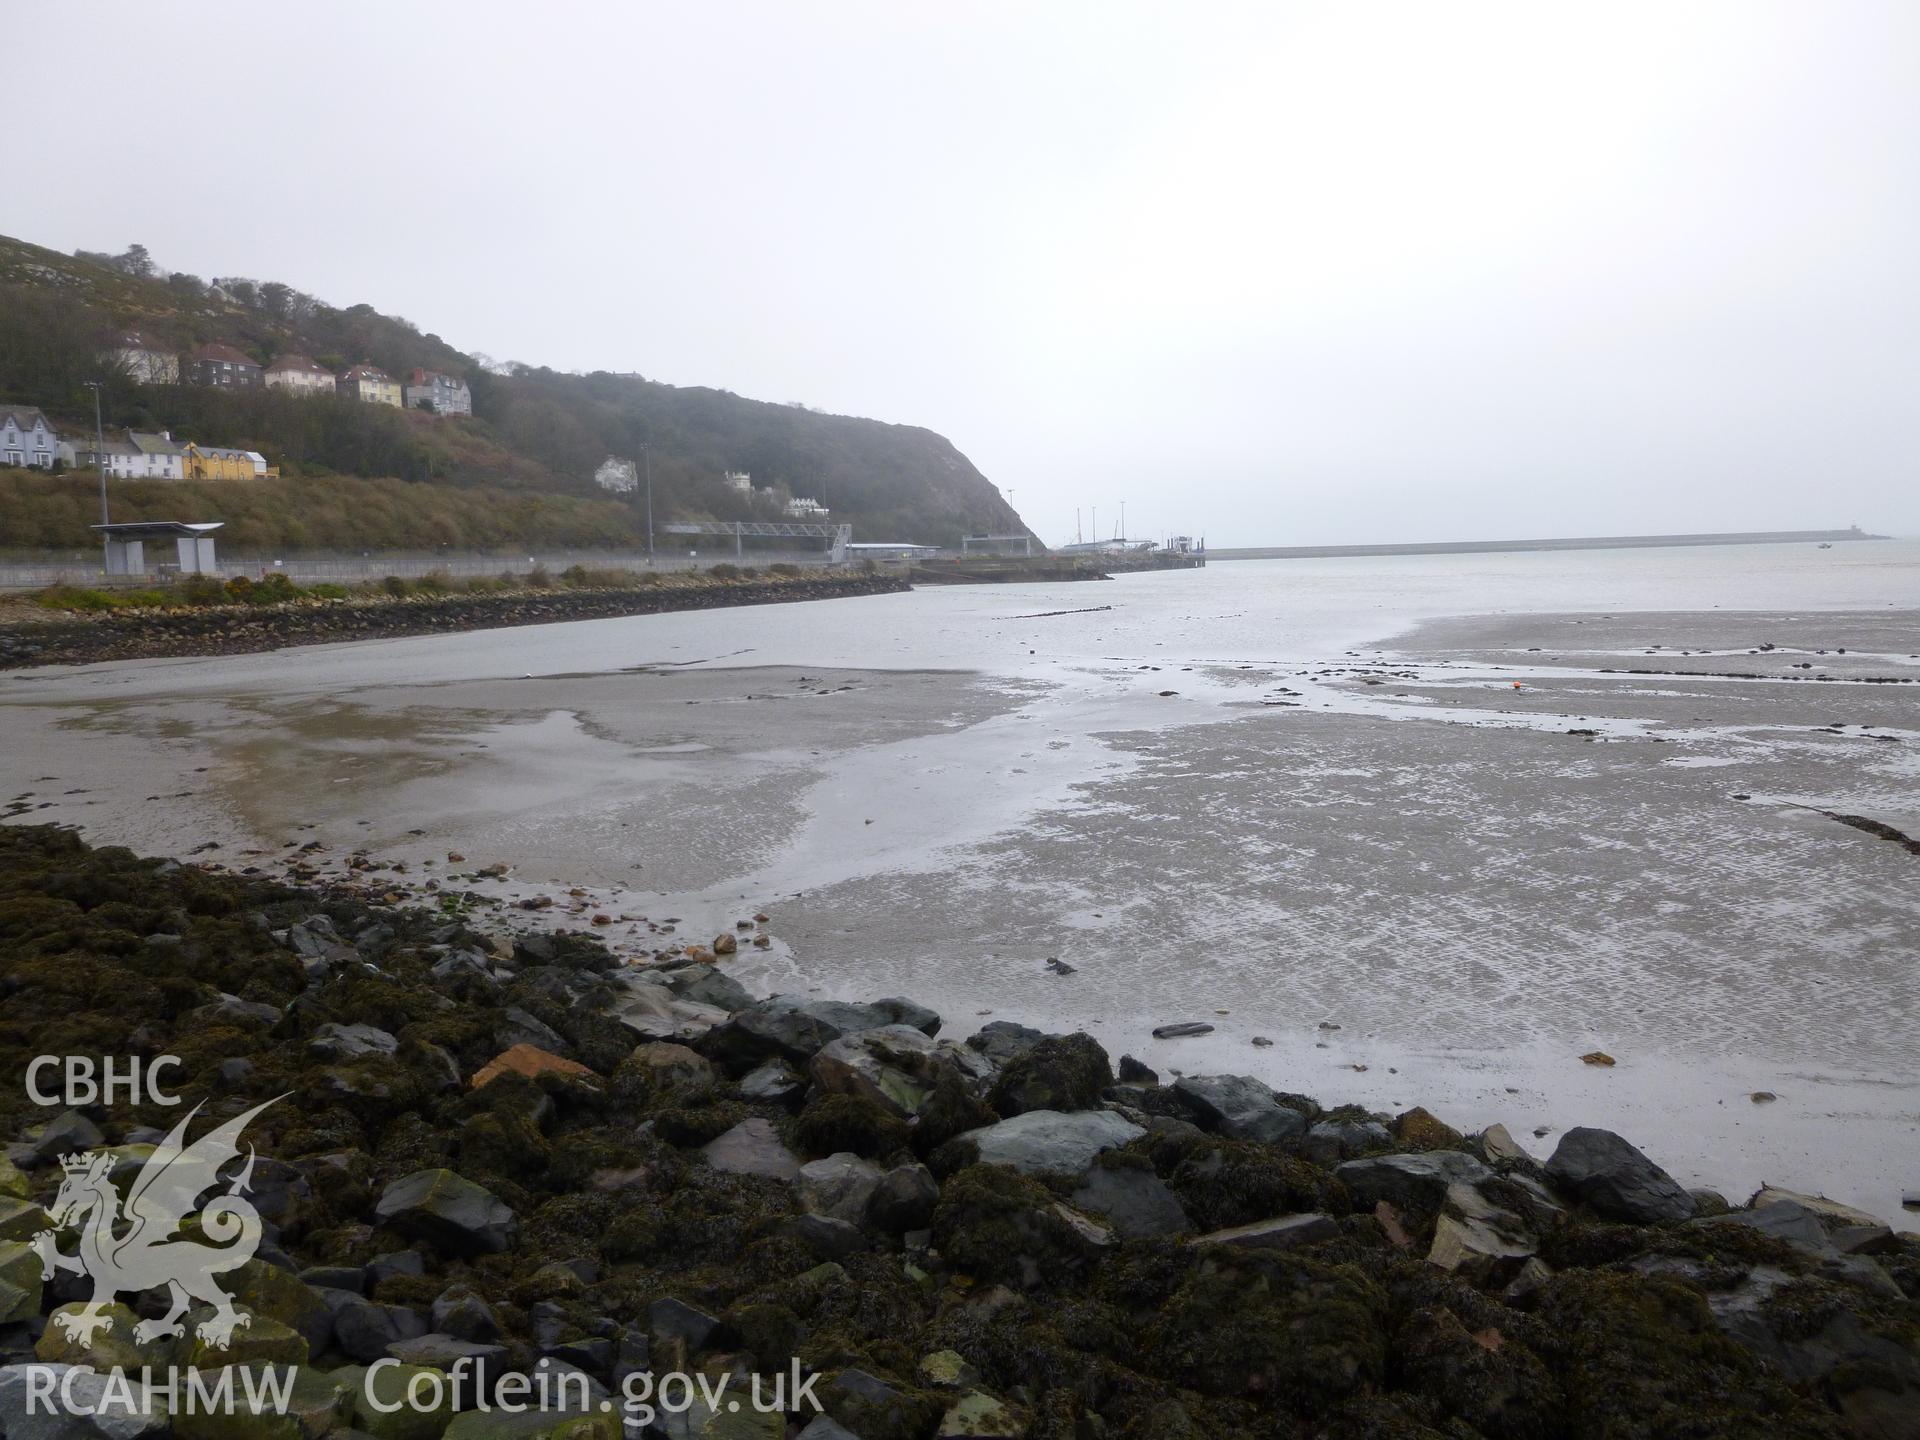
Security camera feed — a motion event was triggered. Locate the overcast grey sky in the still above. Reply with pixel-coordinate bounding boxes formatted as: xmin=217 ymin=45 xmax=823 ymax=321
xmin=14 ymin=2 xmax=1917 ymax=545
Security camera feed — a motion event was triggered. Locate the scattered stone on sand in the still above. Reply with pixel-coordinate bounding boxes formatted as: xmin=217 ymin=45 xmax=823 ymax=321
xmin=1579 ymin=1050 xmax=1617 ymax=1067
xmin=1152 ymin=1021 xmax=1214 ymax=1039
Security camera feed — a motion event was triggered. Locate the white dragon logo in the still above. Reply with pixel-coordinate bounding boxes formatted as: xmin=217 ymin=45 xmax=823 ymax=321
xmin=29 ymin=1096 xmax=284 ymax=1350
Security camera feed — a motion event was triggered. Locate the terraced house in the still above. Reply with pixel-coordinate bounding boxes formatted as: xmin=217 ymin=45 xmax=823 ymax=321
xmin=74 ymin=429 xmax=187 ymax=480
xmin=0 ymin=406 xmax=58 ymax=468
xmin=339 ymin=362 xmax=402 ymax=407
xmin=404 ymin=367 xmax=472 ymax=415
xmin=182 ymin=441 xmax=257 ymax=481
xmin=186 ymin=342 xmax=263 ymax=389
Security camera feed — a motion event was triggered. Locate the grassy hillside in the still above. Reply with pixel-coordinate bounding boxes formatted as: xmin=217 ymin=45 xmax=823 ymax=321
xmin=0 ymin=234 xmax=1029 ymax=550
xmin=0 ymin=470 xmax=653 ymax=554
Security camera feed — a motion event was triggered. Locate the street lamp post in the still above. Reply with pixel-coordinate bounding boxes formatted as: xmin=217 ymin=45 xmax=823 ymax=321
xmin=639 ymin=442 xmax=654 ymax=561
xmin=83 ymin=380 xmax=108 ymax=526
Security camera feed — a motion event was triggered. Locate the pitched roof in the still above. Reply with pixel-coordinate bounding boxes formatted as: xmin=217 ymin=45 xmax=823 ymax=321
xmin=128 ymin=431 xmax=184 ymax=456
xmin=267 ymin=353 xmax=331 ymax=376
xmin=0 ymin=406 xmax=52 ymax=431
xmin=189 ymin=343 xmax=259 ymax=367
xmin=341 ymin=363 xmax=393 ymax=382
xmin=408 ymin=368 xmax=466 ymax=386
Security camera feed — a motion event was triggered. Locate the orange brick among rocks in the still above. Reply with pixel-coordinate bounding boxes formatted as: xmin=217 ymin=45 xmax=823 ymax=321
xmin=470 ymin=1043 xmax=596 ymax=1089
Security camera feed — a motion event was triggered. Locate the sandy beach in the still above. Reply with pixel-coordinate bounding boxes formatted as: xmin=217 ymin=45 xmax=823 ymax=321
xmin=4 ymin=545 xmax=1917 ymax=1228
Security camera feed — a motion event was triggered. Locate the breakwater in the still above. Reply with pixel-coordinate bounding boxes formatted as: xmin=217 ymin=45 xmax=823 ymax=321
xmin=1212 ymin=527 xmax=1883 ymax=562
xmin=910 ymin=552 xmax=1206 ymax=584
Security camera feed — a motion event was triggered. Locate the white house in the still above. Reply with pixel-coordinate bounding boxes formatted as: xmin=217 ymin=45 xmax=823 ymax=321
xmin=264 ymin=354 xmax=338 ymax=397
xmin=785 ymin=495 xmax=829 ymax=519
xmin=0 ymin=406 xmax=59 ymax=468
xmin=91 ymin=430 xmax=186 ymax=480
xmin=101 ymin=331 xmax=179 ymax=385
xmin=723 ymin=470 xmax=752 ymax=494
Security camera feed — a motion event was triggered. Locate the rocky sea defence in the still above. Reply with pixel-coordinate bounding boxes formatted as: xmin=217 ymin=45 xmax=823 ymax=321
xmin=0 ymin=824 xmax=1916 ymax=1438
xmin=0 ymin=571 xmax=910 ymax=670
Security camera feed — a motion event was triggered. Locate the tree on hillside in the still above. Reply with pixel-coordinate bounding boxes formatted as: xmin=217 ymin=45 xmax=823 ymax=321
xmin=214 ymin=277 xmax=259 ymax=308
xmin=70 ymin=243 xmax=157 ymax=278
xmin=0 ymin=283 xmax=108 ymax=410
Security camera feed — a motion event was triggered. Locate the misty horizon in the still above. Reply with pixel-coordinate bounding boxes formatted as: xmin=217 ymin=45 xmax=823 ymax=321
xmin=13 ymin=2 xmax=1917 ymax=547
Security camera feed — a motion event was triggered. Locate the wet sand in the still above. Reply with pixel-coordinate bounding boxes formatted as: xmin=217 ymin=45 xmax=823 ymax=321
xmin=3 ymin=578 xmax=1917 ymax=1228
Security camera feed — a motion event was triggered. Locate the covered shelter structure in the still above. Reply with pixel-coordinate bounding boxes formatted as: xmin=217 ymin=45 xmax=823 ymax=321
xmin=961 ymin=534 xmax=1036 ymax=556
xmin=658 ymin=520 xmax=852 ymax=562
xmin=846 ymin=541 xmax=942 ymax=562
xmin=92 ymin=521 xmax=223 ymax=577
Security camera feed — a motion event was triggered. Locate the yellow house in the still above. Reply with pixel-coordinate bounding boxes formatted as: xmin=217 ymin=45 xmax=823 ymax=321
xmin=181 ymin=442 xmax=257 ymax=482
xmin=339 ymin=363 xmax=403 ymax=408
